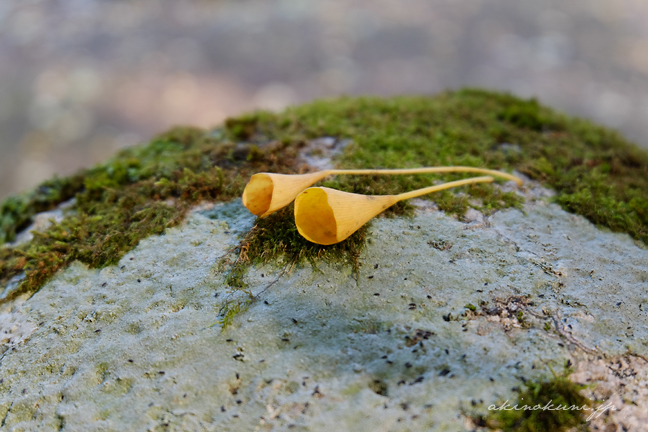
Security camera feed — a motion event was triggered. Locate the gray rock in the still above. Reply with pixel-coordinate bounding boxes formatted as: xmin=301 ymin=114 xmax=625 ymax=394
xmin=0 ymin=197 xmax=646 ymax=431
xmin=300 ymin=137 xmax=352 ymax=171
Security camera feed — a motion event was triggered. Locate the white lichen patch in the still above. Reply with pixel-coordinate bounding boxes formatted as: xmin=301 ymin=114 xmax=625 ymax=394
xmin=499 ymin=171 xmax=556 ymax=201
xmin=0 ymin=197 xmax=646 ymax=431
xmin=299 ymin=137 xmax=352 ymax=171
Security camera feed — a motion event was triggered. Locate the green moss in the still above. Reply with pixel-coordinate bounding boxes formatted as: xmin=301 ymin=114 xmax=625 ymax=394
xmin=253 ymin=90 xmax=647 ymax=242
xmin=238 ymin=203 xmax=366 ymax=273
xmin=0 ymin=175 xmax=85 ymax=244
xmin=217 ymin=298 xmax=252 ymax=329
xmin=2 ymin=89 xmax=648 ymax=305
xmin=0 ymin=126 xmax=301 ymax=302
xmin=483 ymin=367 xmax=590 ymax=432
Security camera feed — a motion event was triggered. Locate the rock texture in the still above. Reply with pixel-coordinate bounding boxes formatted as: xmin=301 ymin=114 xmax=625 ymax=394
xmin=0 ymin=195 xmax=647 ymax=431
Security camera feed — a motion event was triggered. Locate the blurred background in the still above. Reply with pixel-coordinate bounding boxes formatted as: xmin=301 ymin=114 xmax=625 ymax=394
xmin=1 ymin=0 xmax=648 ymax=200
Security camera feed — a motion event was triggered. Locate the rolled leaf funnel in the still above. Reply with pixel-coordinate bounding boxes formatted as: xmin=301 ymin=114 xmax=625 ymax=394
xmin=295 ymin=176 xmax=495 ymax=245
xmin=243 ymin=167 xmax=522 ymax=218
xmin=242 ymin=172 xmax=330 ymax=217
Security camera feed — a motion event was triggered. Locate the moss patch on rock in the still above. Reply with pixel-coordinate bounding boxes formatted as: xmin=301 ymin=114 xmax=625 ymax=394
xmin=224 ymin=203 xmax=367 ymax=284
xmin=260 ymin=90 xmax=647 ymax=242
xmin=482 ymin=366 xmax=591 ymax=432
xmin=0 ymin=127 xmax=302 ymax=302
xmin=2 ymin=89 xmax=648 ymax=303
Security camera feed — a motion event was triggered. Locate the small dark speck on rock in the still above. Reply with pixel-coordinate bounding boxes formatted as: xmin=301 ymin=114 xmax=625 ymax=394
xmin=427 ymin=295 xmax=431 ymax=299
xmin=374 ymin=293 xmax=380 ymax=296
xmin=368 ymin=275 xmax=374 ymax=279
xmin=236 ymin=400 xmax=242 ymax=404
xmin=120 ymin=266 xmax=125 ymax=270
xmin=264 ymin=300 xmax=269 ymax=305
xmin=158 ymin=371 xmax=165 ymax=375
xmin=282 ymin=338 xmax=290 ymax=342
xmin=261 ymin=273 xmax=264 ymax=277
xmin=128 ymin=359 xmax=133 ymax=363
xmin=439 ymin=368 xmax=451 ymax=376
xmin=101 ymin=282 xmax=107 ymax=287
xmin=226 ymin=339 xmax=233 ymax=342
xmin=405 ymin=362 xmax=412 ymax=368
xmin=130 ymin=257 xmax=134 ymax=260
xmin=411 ymin=376 xmax=424 ymax=385
xmin=39 ymin=322 xmax=44 ymax=326
xmin=221 ymin=406 xmax=226 ymax=412
xmin=137 ymin=279 xmax=141 ymax=283
xmin=292 ymin=318 xmax=298 ymax=324
xmin=374 ymin=264 xmax=379 ymax=269
xmin=259 ymin=359 xmax=265 ymax=363
xmin=95 ymin=329 xmax=101 ymax=333
xmin=617 ymin=302 xmax=622 ymax=306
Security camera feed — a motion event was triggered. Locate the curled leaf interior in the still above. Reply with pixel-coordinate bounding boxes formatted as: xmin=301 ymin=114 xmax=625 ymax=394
xmin=295 ymin=176 xmax=496 ymax=245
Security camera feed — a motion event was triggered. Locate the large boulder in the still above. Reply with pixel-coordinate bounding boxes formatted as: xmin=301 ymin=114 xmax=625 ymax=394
xmin=1 ymin=91 xmax=647 ymax=431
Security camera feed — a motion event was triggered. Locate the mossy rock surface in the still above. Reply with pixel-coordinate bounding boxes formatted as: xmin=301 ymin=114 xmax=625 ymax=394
xmin=0 ymin=90 xmax=647 ymax=431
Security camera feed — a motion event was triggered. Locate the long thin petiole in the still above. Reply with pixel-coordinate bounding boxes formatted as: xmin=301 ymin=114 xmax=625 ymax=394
xmin=326 ymin=166 xmax=521 ymax=186
xmin=396 ymin=176 xmax=494 ymax=201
